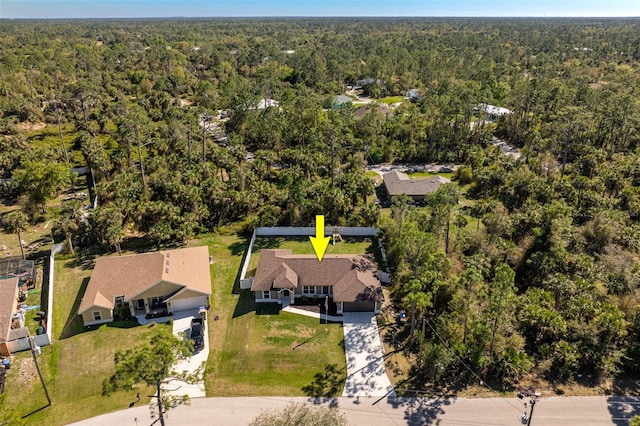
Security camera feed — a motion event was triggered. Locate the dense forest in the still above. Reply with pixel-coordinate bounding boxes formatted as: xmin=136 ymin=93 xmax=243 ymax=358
xmin=1 ymin=17 xmax=640 ymax=391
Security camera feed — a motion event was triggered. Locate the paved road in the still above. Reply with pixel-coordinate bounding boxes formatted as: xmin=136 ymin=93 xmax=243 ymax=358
xmin=67 ymin=395 xmax=640 ymax=426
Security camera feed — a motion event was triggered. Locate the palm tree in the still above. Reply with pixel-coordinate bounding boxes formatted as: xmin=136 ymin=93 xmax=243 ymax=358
xmin=3 ymin=210 xmax=28 ymax=260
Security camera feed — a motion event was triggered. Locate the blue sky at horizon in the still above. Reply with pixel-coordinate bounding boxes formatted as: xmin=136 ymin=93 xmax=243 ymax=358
xmin=2 ymin=0 xmax=640 ymax=19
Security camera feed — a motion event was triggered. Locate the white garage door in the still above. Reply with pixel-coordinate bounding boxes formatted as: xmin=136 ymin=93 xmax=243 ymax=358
xmin=171 ymin=296 xmax=207 ymax=312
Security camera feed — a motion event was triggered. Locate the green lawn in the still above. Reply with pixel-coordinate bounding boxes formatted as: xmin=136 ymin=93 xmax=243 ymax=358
xmin=405 ymin=171 xmax=455 ymax=180
xmin=0 ymin=232 xmax=348 ymax=424
xmin=380 ymin=96 xmax=404 ymax=105
xmin=365 ymin=170 xmax=382 ymax=185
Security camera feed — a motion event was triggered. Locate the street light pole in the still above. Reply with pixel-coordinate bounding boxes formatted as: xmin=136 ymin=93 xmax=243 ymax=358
xmin=29 ymin=336 xmax=51 ymax=406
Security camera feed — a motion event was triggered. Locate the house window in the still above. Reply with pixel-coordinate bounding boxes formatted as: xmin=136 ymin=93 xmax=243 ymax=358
xmin=303 ymin=286 xmax=315 ymax=294
xmin=263 ymin=291 xmax=271 ymax=299
xmin=321 ymin=286 xmax=331 ymax=295
xmin=92 ymin=311 xmax=102 ymax=321
xmin=114 ymin=295 xmax=125 ymax=307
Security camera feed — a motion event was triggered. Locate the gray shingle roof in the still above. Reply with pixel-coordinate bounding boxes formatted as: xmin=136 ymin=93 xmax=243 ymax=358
xmin=382 ymin=170 xmax=450 ymax=198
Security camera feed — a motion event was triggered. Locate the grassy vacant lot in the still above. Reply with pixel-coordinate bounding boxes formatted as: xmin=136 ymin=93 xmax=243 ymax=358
xmin=199 ymin=233 xmax=347 ymax=397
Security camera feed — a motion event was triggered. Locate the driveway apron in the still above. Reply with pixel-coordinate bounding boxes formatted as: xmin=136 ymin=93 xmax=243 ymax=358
xmin=341 ymin=313 xmax=396 ymax=397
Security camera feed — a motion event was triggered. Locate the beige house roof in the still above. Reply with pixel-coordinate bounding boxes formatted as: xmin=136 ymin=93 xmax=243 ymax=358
xmin=382 ymin=170 xmax=450 ymax=198
xmin=79 ymin=246 xmax=211 ymax=314
xmin=0 ymin=277 xmax=19 ymax=343
xmin=251 ymin=249 xmax=383 ymax=303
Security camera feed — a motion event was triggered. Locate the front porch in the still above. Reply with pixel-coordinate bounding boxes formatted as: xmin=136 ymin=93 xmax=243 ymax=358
xmin=128 ymin=296 xmax=170 ymax=320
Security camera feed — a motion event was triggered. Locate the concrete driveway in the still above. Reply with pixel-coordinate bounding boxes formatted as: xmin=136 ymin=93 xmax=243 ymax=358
xmin=163 ymin=310 xmax=208 ymax=399
xmin=341 ymin=313 xmax=396 ymax=397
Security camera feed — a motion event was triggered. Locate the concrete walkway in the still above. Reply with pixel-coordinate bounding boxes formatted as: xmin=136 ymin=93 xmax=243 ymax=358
xmin=341 ymin=313 xmax=396 ymax=397
xmin=283 ymin=306 xmax=395 ymax=397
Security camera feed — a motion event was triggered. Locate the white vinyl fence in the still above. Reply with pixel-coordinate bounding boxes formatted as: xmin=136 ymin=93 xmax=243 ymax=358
xmin=238 ymin=227 xmax=378 ymax=287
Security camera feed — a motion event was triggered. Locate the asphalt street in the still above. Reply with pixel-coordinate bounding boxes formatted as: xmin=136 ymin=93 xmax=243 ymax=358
xmin=67 ymin=395 xmax=640 ymax=426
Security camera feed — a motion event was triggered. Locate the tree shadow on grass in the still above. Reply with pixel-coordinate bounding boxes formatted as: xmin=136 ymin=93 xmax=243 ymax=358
xmin=228 ymin=235 xmax=251 ymax=256
xmin=302 ymin=363 xmax=346 ymax=404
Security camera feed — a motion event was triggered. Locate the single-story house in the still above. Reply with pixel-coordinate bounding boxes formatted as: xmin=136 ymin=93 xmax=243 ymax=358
xmin=256 ymin=98 xmax=279 ymax=110
xmin=354 ymin=104 xmax=393 ymax=121
xmin=476 ymin=103 xmax=512 ymax=121
xmin=78 ymin=246 xmax=212 ymax=326
xmin=406 ymin=89 xmax=422 ymax=101
xmin=332 ymin=95 xmax=353 ymax=109
xmin=250 ymin=249 xmax=383 ymax=314
xmin=382 ymin=170 xmax=450 ymax=204
xmin=0 ymin=277 xmax=24 ymax=356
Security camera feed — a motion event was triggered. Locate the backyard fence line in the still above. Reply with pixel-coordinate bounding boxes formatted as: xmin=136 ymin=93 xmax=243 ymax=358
xmin=238 ymin=227 xmax=379 ymax=284
xmin=46 ymin=244 xmax=63 ymax=344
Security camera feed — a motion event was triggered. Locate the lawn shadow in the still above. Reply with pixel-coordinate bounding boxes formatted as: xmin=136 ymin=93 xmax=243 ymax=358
xmin=59 ymin=277 xmax=90 ymax=339
xmin=302 ymin=363 xmax=346 ymax=402
xmin=232 ymin=289 xmax=258 ymax=318
xmin=255 ymin=302 xmax=280 ymax=316
xmin=21 ymin=403 xmax=51 ymax=419
xmin=228 ymin=234 xmax=251 ymax=256
xmin=230 ymin=235 xmax=250 ymax=294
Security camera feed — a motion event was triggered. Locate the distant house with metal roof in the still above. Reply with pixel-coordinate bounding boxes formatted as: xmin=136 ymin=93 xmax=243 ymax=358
xmin=332 ymin=95 xmax=353 ymax=109
xmin=382 ymin=170 xmax=450 ymax=203
xmin=476 ymin=103 xmax=512 ymax=120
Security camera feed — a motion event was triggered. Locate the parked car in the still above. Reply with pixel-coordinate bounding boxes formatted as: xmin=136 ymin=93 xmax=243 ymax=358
xmin=190 ymin=318 xmax=204 ymax=352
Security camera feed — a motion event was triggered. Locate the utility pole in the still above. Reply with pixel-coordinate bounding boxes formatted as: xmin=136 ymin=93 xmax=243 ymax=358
xmin=517 ymin=390 xmax=539 ymax=425
xmin=29 ymin=336 xmax=51 ymax=406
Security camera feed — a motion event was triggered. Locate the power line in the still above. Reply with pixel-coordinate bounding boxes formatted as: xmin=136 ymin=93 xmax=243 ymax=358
xmin=423 ymin=317 xmax=524 ymax=415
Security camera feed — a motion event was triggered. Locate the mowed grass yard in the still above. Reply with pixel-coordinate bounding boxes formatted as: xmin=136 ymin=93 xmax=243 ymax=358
xmin=0 ymin=232 xmax=349 ymax=424
xmin=199 ymin=233 xmax=347 ymax=396
xmin=0 ymin=255 xmax=156 ymax=425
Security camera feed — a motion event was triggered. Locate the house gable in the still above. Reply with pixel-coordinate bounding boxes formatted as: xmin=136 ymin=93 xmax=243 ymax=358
xmin=128 ymin=281 xmax=184 ymax=301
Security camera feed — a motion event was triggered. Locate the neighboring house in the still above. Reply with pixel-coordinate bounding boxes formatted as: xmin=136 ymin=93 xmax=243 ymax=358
xmin=256 ymin=98 xmax=279 ymax=110
xmin=78 ymin=246 xmax=212 ymax=326
xmin=476 ymin=103 xmax=512 ymax=121
xmin=250 ymin=249 xmax=383 ymax=314
xmin=354 ymin=104 xmax=393 ymax=121
xmin=406 ymin=89 xmax=421 ymax=101
xmin=332 ymin=95 xmax=353 ymax=109
xmin=0 ymin=277 xmax=25 ymax=356
xmin=355 ymin=78 xmax=385 ymax=88
xmin=382 ymin=170 xmax=451 ymax=203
